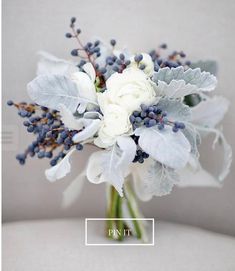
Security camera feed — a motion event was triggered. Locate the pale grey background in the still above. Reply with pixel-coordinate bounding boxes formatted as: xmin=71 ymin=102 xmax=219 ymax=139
xmin=2 ymin=0 xmax=235 ymax=235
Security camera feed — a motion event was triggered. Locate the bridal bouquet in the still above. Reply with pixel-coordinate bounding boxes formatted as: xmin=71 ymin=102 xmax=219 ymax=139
xmin=8 ymin=17 xmax=232 ymax=241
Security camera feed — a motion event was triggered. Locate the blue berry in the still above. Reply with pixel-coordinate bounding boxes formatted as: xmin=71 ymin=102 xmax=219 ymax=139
xmin=94 ymin=40 xmax=100 ymax=46
xmin=106 ymin=56 xmax=114 ymax=65
xmin=28 ymin=144 xmax=34 ymax=152
xmin=148 ymin=106 xmax=154 ymax=112
xmin=37 ymin=151 xmax=45 ymax=159
xmin=139 ymin=64 xmax=146 ymax=70
xmin=16 ymin=153 xmax=26 ymax=160
xmin=41 ymin=106 xmax=48 ymax=111
xmin=79 ymin=60 xmax=86 ymax=66
xmin=179 ymin=51 xmax=186 ymax=58
xmin=76 ymin=144 xmax=83 ymax=151
xmin=60 ymin=131 xmax=68 ymax=139
xmin=119 ymin=53 xmax=125 ymax=60
xmin=129 ymin=115 xmax=135 ymax=123
xmin=64 ymin=145 xmax=70 ymax=151
xmin=142 ymin=152 xmax=149 ymax=159
xmin=70 ymin=17 xmax=76 ymax=24
xmin=71 ymin=49 xmax=78 ymax=56
xmin=148 ymin=112 xmax=155 ymax=118
xmin=57 ymin=153 xmax=63 ymax=159
xmin=100 ymin=67 xmax=107 ymax=74
xmin=116 ymin=59 xmax=123 ymax=65
xmin=135 ymin=117 xmax=142 ymax=123
xmin=64 ymin=137 xmax=72 ymax=145
xmin=112 ymin=66 xmax=119 ymax=72
xmin=50 ymin=159 xmax=57 ymax=166
xmin=144 ymin=117 xmax=150 ymax=125
xmin=110 ymin=39 xmax=116 ymax=46
xmin=140 ymin=111 xmax=147 ymax=118
xmin=134 ymin=54 xmax=143 ymax=63
xmin=162 ymin=117 xmax=168 ymax=124
xmin=149 ymin=119 xmax=157 ymax=127
xmin=23 ymin=121 xmax=30 ymax=127
xmin=19 ymin=110 xmax=28 ymax=117
xmin=172 ymin=126 xmax=179 ymax=133
xmin=46 ymin=112 xmax=53 ymax=119
xmin=140 ymin=104 xmax=146 ymax=111
xmin=133 ymin=111 xmax=140 ymax=117
xmin=138 ymin=157 xmax=144 ymax=163
xmin=65 ymin=33 xmax=72 ymax=38
xmin=45 ymin=151 xmax=53 ymax=158
xmin=27 ymin=126 xmax=34 ymax=133
xmin=160 ymin=43 xmax=167 ymax=49
xmin=94 ymin=47 xmax=100 ymax=53
xmin=7 ymin=100 xmax=14 ymax=106
xmin=19 ymin=159 xmax=25 ymax=165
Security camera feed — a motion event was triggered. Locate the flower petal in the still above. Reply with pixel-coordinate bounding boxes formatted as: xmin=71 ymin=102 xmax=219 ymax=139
xmin=83 ymin=62 xmax=96 ymax=82
xmin=72 ymin=119 xmax=101 ymax=143
xmin=45 ymin=148 xmax=75 ymax=182
xmin=71 ymin=71 xmax=97 ymax=103
xmin=58 ymin=104 xmax=84 ymax=131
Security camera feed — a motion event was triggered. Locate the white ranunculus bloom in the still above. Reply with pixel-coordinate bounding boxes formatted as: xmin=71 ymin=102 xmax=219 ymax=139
xmin=98 ymin=67 xmax=158 ymax=114
xmin=129 ymin=53 xmax=154 ymax=76
xmin=94 ymin=104 xmax=132 ymax=148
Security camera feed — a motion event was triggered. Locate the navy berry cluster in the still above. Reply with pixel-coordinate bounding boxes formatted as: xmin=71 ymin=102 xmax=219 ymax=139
xmin=7 ymin=101 xmax=83 ymax=166
xmin=131 ymin=135 xmax=149 ymax=164
xmin=129 ymin=104 xmax=185 ymax=133
xmin=65 ymin=17 xmax=191 ymax=83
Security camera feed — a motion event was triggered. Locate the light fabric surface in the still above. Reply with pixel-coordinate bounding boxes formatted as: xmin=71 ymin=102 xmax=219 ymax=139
xmin=2 ymin=0 xmax=235 ymax=235
xmin=3 ymin=219 xmax=235 ymax=271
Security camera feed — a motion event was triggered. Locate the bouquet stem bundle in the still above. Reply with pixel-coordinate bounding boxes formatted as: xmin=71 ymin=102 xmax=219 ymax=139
xmin=106 ymin=182 xmax=146 ymax=242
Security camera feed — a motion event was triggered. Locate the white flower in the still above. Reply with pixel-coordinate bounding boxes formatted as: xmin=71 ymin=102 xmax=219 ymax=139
xmin=98 ymin=67 xmax=157 ymax=114
xmin=129 ymin=53 xmax=154 ymax=76
xmin=71 ymin=63 xmax=97 ymax=105
xmin=94 ymin=104 xmax=132 ymax=148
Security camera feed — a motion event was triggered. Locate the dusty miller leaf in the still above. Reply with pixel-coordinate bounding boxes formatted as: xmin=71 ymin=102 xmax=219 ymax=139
xmin=86 ymin=137 xmax=136 ymax=196
xmin=27 ymin=75 xmax=89 ymax=113
xmin=132 ymin=159 xmax=179 ymax=201
xmin=135 ymin=125 xmax=191 ymax=169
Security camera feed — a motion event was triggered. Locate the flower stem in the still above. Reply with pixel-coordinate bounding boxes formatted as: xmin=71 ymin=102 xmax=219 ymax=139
xmin=124 ymin=183 xmax=142 ymax=239
xmin=117 ymin=195 xmax=124 ymax=241
xmin=106 ymin=186 xmax=119 ymax=240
